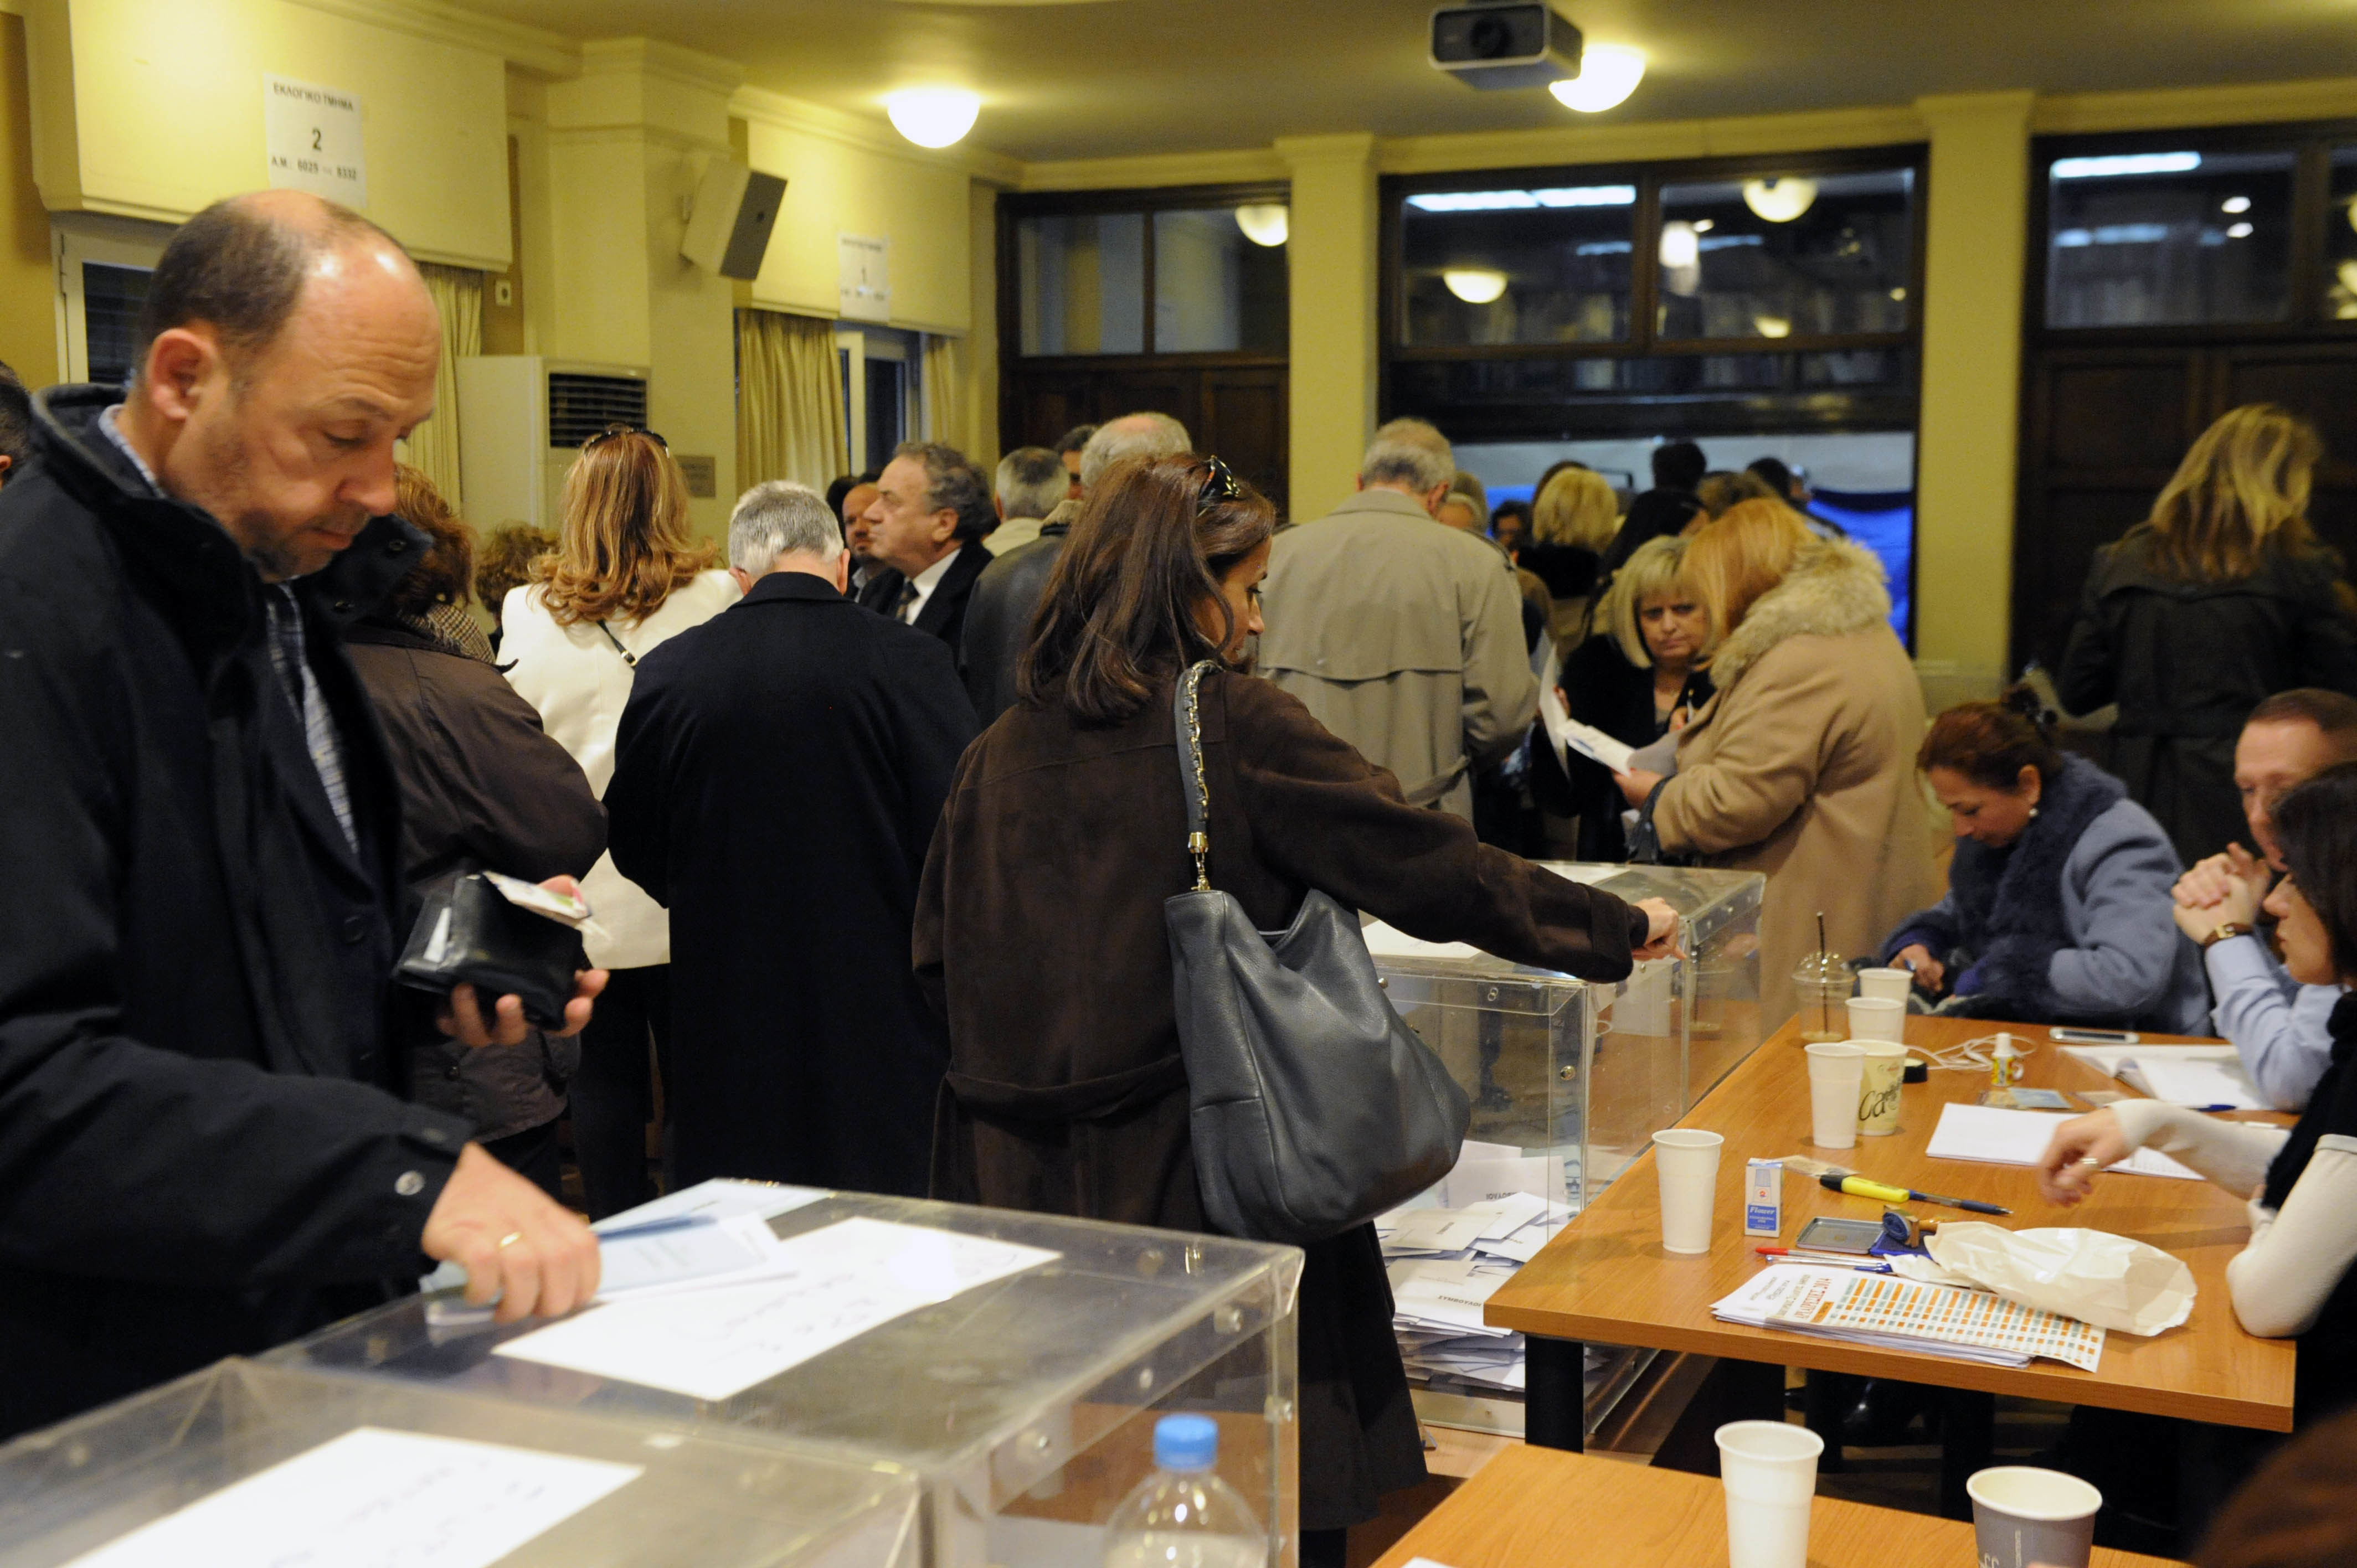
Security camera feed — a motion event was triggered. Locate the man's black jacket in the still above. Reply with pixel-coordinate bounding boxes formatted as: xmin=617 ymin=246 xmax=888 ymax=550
xmin=0 ymin=386 xmax=471 ymax=1436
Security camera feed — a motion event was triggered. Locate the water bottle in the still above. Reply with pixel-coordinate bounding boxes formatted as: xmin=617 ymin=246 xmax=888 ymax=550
xmin=1100 ymin=1414 xmax=1265 ymax=1568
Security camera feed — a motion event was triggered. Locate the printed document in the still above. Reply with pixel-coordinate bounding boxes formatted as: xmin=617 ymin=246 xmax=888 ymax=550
xmin=61 ymin=1426 xmax=640 ymax=1568
xmin=494 ymin=1218 xmax=1059 ymax=1401
xmin=1713 ymin=1263 xmax=2104 ymax=1372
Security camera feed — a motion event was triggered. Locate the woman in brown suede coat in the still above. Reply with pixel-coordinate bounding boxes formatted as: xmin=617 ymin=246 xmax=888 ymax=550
xmin=913 ymin=455 xmax=1676 ymax=1564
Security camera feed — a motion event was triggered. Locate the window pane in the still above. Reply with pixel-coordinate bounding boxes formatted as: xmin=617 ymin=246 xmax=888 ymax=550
xmin=84 ymin=262 xmax=152 ymax=388
xmin=1656 ymin=169 xmax=1913 ymax=341
xmin=2044 ymin=149 xmax=2293 ymax=327
xmin=1152 ymin=208 xmax=1287 ymax=354
xmin=2327 ymin=148 xmax=2357 ymax=321
xmin=1017 ymin=213 xmax=1145 ymax=355
xmin=1399 ymin=184 xmax=1636 ymax=347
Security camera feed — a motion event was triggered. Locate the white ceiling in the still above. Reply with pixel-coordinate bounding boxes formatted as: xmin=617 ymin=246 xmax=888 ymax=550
xmin=462 ymin=0 xmax=2357 ymax=164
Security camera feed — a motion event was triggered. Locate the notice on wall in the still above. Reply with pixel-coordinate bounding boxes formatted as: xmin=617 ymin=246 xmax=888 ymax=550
xmin=265 ymin=75 xmax=367 ymax=208
xmin=838 ymin=233 xmax=890 ymax=321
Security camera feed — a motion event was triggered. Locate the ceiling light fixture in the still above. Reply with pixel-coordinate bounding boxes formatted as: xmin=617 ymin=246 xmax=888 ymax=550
xmin=1234 ymin=204 xmax=1290 ymax=247
xmin=2051 ymin=152 xmax=2200 ymax=179
xmin=2227 ymin=221 xmax=2255 ymax=239
xmin=1742 ymin=177 xmax=1817 ymax=223
xmin=1443 ymin=268 xmax=1510 ymax=304
xmin=1658 ymin=221 xmax=1700 ymax=271
xmin=2221 ymin=195 xmax=2251 ymax=214
xmin=1692 ymin=219 xmax=1714 ymax=233
xmin=1752 ymin=314 xmax=1792 ymax=338
xmin=1549 ymin=44 xmax=1646 ymax=113
xmin=886 ymin=89 xmax=981 ymax=149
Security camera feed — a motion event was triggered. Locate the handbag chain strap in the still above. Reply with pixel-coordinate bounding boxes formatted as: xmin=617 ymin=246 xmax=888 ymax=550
xmin=1178 ymin=660 xmax=1214 ymax=891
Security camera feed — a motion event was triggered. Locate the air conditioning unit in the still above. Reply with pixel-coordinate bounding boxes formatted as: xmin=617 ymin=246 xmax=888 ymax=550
xmin=454 ymin=357 xmax=652 ymax=530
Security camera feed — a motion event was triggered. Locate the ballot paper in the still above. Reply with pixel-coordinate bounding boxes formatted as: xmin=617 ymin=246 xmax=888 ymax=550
xmin=1360 ymin=922 xmax=1484 ymax=962
xmin=2116 ymin=1055 xmax=2265 ymax=1111
xmin=1382 ymin=1208 xmax=1491 ymax=1255
xmin=60 ymin=1426 xmax=641 ymax=1568
xmin=2061 ymin=1042 xmax=2240 ymax=1079
xmin=1926 ymin=1102 xmax=2201 ymax=1180
xmin=595 ymin=1214 xmax=780 ymax=1299
xmin=1378 ymin=1159 xmax=1573 ymax=1394
xmin=494 ymin=1218 xmax=1058 ymax=1401
xmin=593 ymin=1177 xmax=830 ymax=1232
xmin=1713 ymin=1264 xmax=2105 ymax=1372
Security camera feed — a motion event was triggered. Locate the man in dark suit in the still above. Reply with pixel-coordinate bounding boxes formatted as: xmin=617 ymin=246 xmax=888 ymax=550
xmin=607 ymin=480 xmax=977 ymax=1196
xmin=856 ymin=440 xmax=994 ymax=652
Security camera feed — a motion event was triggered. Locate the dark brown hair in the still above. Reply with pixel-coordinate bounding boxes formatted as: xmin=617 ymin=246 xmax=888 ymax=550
xmin=1018 ymin=453 xmax=1274 ymax=725
xmin=1918 ymin=685 xmax=2065 ymax=791
xmin=2272 ymin=761 xmax=2357 ymax=982
xmin=389 ymin=465 xmax=474 ymax=615
xmin=2198 ymin=1405 xmax=2357 ymax=1568
xmin=476 ymin=522 xmax=556 ymax=623
xmin=2249 ymin=688 xmax=2357 ymax=751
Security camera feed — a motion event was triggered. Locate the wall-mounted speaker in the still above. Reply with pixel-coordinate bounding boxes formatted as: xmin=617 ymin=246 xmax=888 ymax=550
xmin=682 ymin=158 xmax=787 ymax=280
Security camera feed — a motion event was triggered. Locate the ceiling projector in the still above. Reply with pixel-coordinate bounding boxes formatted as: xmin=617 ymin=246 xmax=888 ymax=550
xmin=1429 ymin=3 xmax=1582 ymax=90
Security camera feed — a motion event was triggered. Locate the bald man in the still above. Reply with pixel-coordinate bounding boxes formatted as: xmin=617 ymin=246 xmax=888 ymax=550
xmin=0 ymin=191 xmax=601 ymax=1436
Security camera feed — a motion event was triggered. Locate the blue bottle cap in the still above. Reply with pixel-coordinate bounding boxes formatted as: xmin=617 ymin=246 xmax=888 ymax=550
xmin=1153 ymin=1414 xmax=1218 ymax=1472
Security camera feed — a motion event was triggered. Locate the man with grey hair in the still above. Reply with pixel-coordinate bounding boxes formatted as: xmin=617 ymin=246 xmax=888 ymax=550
xmin=1258 ymin=416 xmax=1536 ymax=822
xmin=960 ymin=410 xmax=1193 ymax=725
xmin=985 ymin=446 xmax=1066 ymax=558
xmin=856 ymin=440 xmax=995 ymax=653
xmin=607 ymin=478 xmax=975 ymax=1198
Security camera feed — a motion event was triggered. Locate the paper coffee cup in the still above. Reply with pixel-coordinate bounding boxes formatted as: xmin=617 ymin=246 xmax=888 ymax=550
xmin=1856 ymin=1040 xmax=1906 ymax=1136
xmin=1653 ymin=1129 xmax=1723 ymax=1255
xmin=1804 ymin=1042 xmax=1865 ymax=1149
xmin=1968 ymin=1467 xmax=2101 ymax=1568
xmin=1856 ymin=967 xmax=1913 ymax=1005
xmin=1845 ymin=995 xmax=1905 ymax=1043
xmin=1716 ymin=1420 xmax=1822 ymax=1568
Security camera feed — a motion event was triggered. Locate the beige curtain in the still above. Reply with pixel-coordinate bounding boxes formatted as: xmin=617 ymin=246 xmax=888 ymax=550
xmin=922 ymin=332 xmax=965 ymax=453
xmin=406 ymin=264 xmax=483 ymax=511
xmin=737 ymin=308 xmax=849 ymax=490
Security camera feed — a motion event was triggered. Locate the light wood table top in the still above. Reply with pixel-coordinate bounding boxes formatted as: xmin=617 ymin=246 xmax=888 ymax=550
xmin=1486 ymin=1015 xmax=2298 ymax=1432
xmin=1369 ymin=1444 xmax=2184 ymax=1568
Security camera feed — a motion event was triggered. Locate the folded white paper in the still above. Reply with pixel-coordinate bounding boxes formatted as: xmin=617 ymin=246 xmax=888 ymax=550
xmin=61 ymin=1426 xmax=640 ymax=1568
xmin=1926 ymin=1102 xmax=2200 ymax=1179
xmin=2118 ymin=1055 xmax=2263 ymax=1111
xmin=592 ymin=1177 xmax=830 ymax=1232
xmin=495 ymin=1218 xmax=1058 ymax=1401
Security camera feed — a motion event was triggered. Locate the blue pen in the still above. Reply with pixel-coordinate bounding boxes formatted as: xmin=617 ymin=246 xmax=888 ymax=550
xmin=2188 ymin=1104 xmax=2238 ymax=1114
xmin=594 ymin=1214 xmax=719 ymax=1242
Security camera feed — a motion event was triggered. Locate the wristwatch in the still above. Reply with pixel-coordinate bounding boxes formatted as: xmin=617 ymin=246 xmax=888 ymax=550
xmin=2199 ymin=921 xmax=2255 ymax=950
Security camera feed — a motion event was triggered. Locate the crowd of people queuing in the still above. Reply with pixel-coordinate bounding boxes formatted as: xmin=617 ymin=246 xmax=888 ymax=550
xmin=1 ymin=188 xmax=2355 ymax=1556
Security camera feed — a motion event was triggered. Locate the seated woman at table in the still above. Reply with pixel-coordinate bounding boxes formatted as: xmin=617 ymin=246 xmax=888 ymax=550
xmin=1616 ymin=499 xmax=1941 ymax=1024
xmin=2039 ymin=761 xmax=2357 ymax=1422
xmin=1882 ymin=689 xmax=2209 ymax=1033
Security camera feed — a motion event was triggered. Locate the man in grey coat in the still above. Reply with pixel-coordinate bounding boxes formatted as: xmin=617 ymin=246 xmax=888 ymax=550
xmin=1257 ymin=417 xmax=1536 ymax=821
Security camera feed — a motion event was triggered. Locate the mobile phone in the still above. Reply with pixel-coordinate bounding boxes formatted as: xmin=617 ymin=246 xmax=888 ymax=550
xmin=2049 ymin=1027 xmax=2139 ymax=1045
xmin=1794 ymin=1216 xmax=1885 ymax=1255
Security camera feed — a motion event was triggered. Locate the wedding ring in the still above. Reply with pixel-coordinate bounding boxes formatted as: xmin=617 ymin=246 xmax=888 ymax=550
xmin=2077 ymin=1157 xmax=2103 ymax=1169
xmin=497 ymin=1231 xmax=525 ymax=1249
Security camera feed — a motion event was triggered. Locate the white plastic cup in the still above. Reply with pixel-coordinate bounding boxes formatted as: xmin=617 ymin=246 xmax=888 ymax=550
xmin=1856 ymin=1040 xmax=1907 ymax=1136
xmin=1653 ymin=1129 xmax=1724 ymax=1255
xmin=1856 ymin=967 xmax=1913 ymax=1005
xmin=1845 ymin=995 xmax=1905 ymax=1043
xmin=1715 ymin=1420 xmax=1823 ymax=1568
xmin=1967 ymin=1467 xmax=2102 ymax=1568
xmin=1804 ymin=1043 xmax=1866 ymax=1149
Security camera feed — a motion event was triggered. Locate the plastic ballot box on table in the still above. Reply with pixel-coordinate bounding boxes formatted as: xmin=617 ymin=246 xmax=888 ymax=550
xmin=269 ymin=1187 xmax=1301 ymax=1568
xmin=1364 ymin=862 xmax=1763 ymax=1439
xmin=0 ymin=1356 xmax=920 ymax=1568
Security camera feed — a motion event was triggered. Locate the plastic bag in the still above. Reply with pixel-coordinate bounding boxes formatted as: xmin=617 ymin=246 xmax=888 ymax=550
xmin=1922 ymin=1223 xmax=2195 ymax=1335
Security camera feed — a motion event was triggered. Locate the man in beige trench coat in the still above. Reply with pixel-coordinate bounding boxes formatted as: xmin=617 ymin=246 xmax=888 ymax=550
xmin=1258 ymin=418 xmax=1537 ymax=823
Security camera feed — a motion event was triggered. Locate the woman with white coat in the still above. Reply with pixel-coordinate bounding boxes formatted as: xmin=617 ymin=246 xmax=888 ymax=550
xmin=501 ymin=426 xmax=739 ymax=1217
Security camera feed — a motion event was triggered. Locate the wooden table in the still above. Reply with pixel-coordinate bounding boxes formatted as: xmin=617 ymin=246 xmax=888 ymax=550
xmin=1370 ymin=1443 xmax=2184 ymax=1568
xmin=1488 ymin=1015 xmax=2297 ymax=1502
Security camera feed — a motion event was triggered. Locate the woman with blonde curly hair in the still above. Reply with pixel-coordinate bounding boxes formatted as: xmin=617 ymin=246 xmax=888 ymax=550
xmin=500 ymin=427 xmax=737 ymax=1217
xmin=2060 ymin=403 xmax=2357 ymax=861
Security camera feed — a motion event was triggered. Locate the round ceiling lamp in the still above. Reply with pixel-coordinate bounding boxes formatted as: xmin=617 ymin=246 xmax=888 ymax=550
xmin=1234 ymin=204 xmax=1290 ymax=247
xmin=1549 ymin=44 xmax=1646 ymax=114
xmin=1657 ymin=220 xmax=1700 ymax=271
xmin=886 ymin=89 xmax=981 ymax=149
xmin=1751 ymin=313 xmax=1792 ymax=338
xmin=1742 ymin=177 xmax=1818 ymax=223
xmin=1443 ymin=268 xmax=1509 ymax=305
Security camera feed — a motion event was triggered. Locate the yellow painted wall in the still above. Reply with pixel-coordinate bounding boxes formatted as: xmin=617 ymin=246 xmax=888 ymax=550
xmin=735 ymin=86 xmax=977 ymax=334
xmin=23 ymin=0 xmax=508 ymax=267
xmin=1278 ymin=133 xmax=1377 ymax=524
xmin=0 ymin=12 xmax=55 ymax=385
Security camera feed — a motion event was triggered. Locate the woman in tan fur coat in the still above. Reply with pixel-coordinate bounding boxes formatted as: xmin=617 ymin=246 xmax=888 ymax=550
xmin=1619 ymin=500 xmax=1941 ymax=1025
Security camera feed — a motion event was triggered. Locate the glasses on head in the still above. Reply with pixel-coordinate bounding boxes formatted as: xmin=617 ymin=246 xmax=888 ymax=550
xmin=583 ymin=424 xmax=668 ymax=452
xmin=1193 ymin=456 xmax=1242 ymax=514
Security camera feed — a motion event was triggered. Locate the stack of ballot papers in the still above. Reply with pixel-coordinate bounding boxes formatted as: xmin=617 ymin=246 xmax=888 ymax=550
xmin=1376 ymin=1182 xmax=1567 ymax=1394
xmin=1713 ymin=1264 xmax=2105 ymax=1372
xmin=1925 ymin=1102 xmax=2201 ymax=1179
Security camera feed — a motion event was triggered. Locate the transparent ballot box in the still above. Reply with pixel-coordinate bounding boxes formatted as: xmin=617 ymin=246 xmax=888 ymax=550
xmin=271 ymin=1189 xmax=1302 ymax=1568
xmin=1365 ymin=862 xmax=1763 ymax=1438
xmin=0 ymin=1357 xmax=919 ymax=1568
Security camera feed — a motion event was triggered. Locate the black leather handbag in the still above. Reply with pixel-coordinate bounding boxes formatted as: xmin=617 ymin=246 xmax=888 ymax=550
xmin=1162 ymin=662 xmax=1472 ymax=1245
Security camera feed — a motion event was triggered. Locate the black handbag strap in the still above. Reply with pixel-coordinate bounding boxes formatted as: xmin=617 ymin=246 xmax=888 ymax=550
xmin=1171 ymin=660 xmax=1218 ymax=891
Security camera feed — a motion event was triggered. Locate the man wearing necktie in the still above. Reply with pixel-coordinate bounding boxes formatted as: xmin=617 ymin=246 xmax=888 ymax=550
xmin=856 ymin=441 xmax=996 ymax=656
